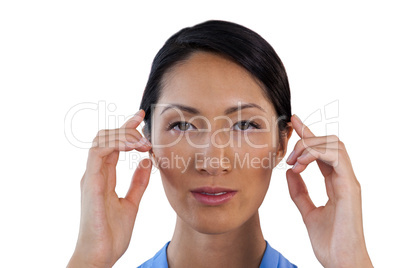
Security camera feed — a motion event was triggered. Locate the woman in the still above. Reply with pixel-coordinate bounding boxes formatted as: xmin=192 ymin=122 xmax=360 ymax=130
xmin=67 ymin=20 xmax=373 ymax=267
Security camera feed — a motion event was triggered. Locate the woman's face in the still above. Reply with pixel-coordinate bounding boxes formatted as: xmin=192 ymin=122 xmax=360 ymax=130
xmin=151 ymin=51 xmax=288 ymax=234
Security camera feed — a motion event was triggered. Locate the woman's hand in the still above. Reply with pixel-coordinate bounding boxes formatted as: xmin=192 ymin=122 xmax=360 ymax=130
xmin=286 ymin=114 xmax=373 ymax=268
xmin=68 ymin=110 xmax=153 ymax=268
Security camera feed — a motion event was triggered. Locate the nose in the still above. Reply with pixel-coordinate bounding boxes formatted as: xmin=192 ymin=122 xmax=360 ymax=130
xmin=195 ymin=129 xmax=232 ymax=176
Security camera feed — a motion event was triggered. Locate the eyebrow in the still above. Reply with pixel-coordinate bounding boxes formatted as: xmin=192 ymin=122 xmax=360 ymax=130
xmin=159 ymin=102 xmax=266 ymax=115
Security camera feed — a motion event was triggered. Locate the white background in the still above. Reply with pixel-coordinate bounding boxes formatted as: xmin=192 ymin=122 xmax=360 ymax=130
xmin=1 ymin=1 xmax=401 ymax=267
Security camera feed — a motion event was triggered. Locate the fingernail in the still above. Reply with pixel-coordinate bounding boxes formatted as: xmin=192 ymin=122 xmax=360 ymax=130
xmin=293 ymin=114 xmax=300 ymax=121
xmin=287 ymin=150 xmax=295 ymax=163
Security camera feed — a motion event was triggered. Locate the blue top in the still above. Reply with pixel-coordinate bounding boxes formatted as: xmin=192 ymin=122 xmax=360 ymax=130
xmin=138 ymin=240 xmax=297 ymax=268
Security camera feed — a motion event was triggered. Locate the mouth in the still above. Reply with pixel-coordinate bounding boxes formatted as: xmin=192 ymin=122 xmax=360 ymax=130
xmin=191 ymin=187 xmax=237 ymax=206
xmin=200 ymin=192 xmax=228 ymax=196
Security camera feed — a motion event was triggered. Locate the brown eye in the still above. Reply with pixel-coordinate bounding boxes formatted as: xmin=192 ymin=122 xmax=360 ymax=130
xmin=233 ymin=120 xmax=260 ymax=131
xmin=178 ymin=122 xmax=190 ymax=131
xmin=168 ymin=121 xmax=196 ymax=131
xmin=239 ymin=121 xmax=250 ymax=130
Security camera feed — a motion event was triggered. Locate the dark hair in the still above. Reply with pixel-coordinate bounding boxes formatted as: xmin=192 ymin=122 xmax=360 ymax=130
xmin=139 ymin=20 xmax=291 ymax=149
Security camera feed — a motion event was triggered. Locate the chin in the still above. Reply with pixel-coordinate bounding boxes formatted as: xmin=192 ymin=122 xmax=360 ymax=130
xmin=183 ymin=208 xmax=245 ymax=235
xmin=190 ymin=220 xmax=238 ymax=235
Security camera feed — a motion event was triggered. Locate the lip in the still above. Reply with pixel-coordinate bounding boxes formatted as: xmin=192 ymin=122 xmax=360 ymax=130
xmin=191 ymin=187 xmax=237 ymax=206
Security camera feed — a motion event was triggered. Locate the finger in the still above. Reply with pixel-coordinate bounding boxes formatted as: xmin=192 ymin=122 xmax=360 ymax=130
xmin=122 ymin=109 xmax=146 ymax=129
xmin=292 ymin=146 xmax=341 ymax=174
xmin=86 ymin=138 xmax=151 ymax=176
xmin=289 ymin=152 xmax=336 ymax=202
xmin=94 ymin=130 xmax=151 ymax=149
xmin=286 ymin=169 xmax=316 ymax=222
xmin=101 ymin=109 xmax=151 ymax=147
xmin=293 ymin=144 xmax=358 ymax=201
xmin=287 ymin=135 xmax=339 ymax=164
xmin=291 ymin=114 xmax=315 ymax=139
xmin=97 ymin=138 xmax=151 ymax=152
xmin=96 ymin=128 xmax=144 ymax=144
xmin=125 ymin=158 xmax=153 ymax=207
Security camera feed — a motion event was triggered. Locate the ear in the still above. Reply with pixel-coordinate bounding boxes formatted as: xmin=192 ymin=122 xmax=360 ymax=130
xmin=141 ymin=125 xmax=157 ymax=168
xmin=275 ymin=121 xmax=293 ymax=165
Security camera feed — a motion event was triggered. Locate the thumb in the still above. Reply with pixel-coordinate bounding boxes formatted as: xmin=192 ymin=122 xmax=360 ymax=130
xmin=125 ymin=158 xmax=153 ymax=207
xmin=286 ymin=169 xmax=316 ymax=222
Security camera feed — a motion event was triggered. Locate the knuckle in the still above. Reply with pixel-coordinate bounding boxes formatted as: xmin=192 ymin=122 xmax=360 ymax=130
xmin=89 ymin=146 xmax=101 ymax=156
xmin=295 ymin=139 xmax=306 ymax=152
xmin=80 ymin=174 xmax=85 ymax=189
xmin=355 ymin=180 xmax=362 ymax=194
xmin=91 ymin=137 xmax=99 ymax=147
xmin=338 ymin=140 xmax=346 ymax=150
xmin=80 ymin=171 xmax=90 ymax=191
xmin=329 ymin=134 xmax=339 ymax=141
xmin=355 ymin=179 xmax=361 ymax=189
xmin=97 ymin=129 xmax=106 ymax=136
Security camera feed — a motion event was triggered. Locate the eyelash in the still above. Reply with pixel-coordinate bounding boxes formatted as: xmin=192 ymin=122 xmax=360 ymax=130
xmin=166 ymin=120 xmax=261 ymax=131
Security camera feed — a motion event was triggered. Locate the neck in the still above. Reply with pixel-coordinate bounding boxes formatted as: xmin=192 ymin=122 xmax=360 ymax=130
xmin=167 ymin=211 xmax=266 ymax=268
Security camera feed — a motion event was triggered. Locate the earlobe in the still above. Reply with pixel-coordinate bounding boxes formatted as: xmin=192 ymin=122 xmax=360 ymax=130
xmin=283 ymin=121 xmax=294 ymax=154
xmin=286 ymin=121 xmax=294 ymax=140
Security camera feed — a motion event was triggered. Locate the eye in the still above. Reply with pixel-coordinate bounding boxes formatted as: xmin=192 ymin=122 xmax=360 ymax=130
xmin=233 ymin=120 xmax=261 ymax=131
xmin=167 ymin=121 xmax=196 ymax=131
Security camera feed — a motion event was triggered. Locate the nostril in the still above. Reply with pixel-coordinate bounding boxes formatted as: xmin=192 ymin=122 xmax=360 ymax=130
xmin=194 ymin=152 xmax=232 ymax=175
xmin=198 ymin=161 xmax=232 ymax=176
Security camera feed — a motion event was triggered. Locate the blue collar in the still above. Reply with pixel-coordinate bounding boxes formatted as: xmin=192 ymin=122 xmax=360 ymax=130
xmin=138 ymin=240 xmax=297 ymax=267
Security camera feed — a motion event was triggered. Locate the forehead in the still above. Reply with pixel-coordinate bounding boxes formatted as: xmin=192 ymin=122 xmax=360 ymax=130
xmin=158 ymin=51 xmax=275 ymax=115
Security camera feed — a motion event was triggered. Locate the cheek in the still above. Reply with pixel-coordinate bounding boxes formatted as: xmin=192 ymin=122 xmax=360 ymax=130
xmin=233 ymin=142 xmax=277 ymax=202
xmin=153 ymin=134 xmax=194 ymax=167
xmin=153 ymin=145 xmax=197 ymax=221
xmin=152 ymin=143 xmax=194 ymax=197
xmin=242 ymin=129 xmax=278 ymax=147
xmin=151 ymin=126 xmax=196 ymax=196
xmin=232 ymin=132 xmax=279 ymax=170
